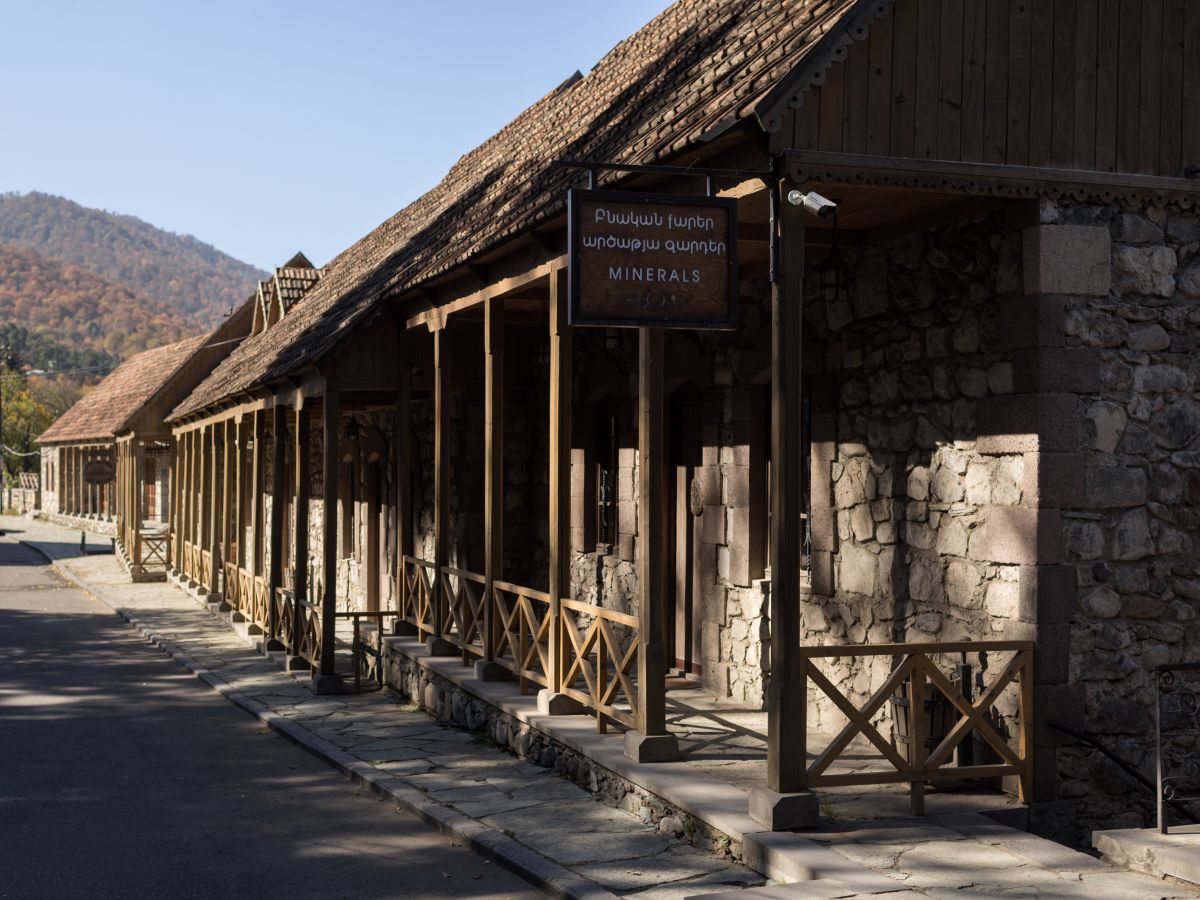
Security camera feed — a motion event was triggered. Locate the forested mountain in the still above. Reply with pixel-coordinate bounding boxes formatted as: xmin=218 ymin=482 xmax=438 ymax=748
xmin=0 ymin=244 xmax=192 ymax=363
xmin=0 ymin=191 xmax=266 ymax=327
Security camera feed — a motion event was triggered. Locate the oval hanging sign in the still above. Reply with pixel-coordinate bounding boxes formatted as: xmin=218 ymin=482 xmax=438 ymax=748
xmin=568 ymin=189 xmax=738 ymax=330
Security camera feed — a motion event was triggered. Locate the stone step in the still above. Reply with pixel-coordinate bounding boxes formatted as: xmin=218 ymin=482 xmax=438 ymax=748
xmin=686 ymin=878 xmax=920 ymax=899
xmin=1093 ymin=826 xmax=1200 ymax=887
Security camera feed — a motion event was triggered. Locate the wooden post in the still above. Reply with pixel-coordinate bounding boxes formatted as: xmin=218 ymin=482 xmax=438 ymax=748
xmin=393 ymin=347 xmax=414 ymax=636
xmin=208 ymin=423 xmax=219 ymax=593
xmin=251 ymin=412 xmax=264 ymax=579
xmin=428 ymin=326 xmax=455 ymax=656
xmin=221 ymin=418 xmax=233 ymax=571
xmin=539 ymin=267 xmax=582 ymax=715
xmin=315 ymin=389 xmax=343 ymax=692
xmin=909 ymin=664 xmax=927 ymax=815
xmin=750 ymin=177 xmax=816 ymax=829
xmin=234 ymin=417 xmax=244 ymax=570
xmin=170 ymin=436 xmax=179 ymax=569
xmin=625 ymin=326 xmax=678 ymax=762
xmin=198 ymin=426 xmax=211 ymax=593
xmin=132 ymin=441 xmax=144 ymax=566
xmin=290 ymin=403 xmax=310 ymax=668
xmin=267 ymin=402 xmax=287 ymax=648
xmin=477 ymin=296 xmax=505 ymax=679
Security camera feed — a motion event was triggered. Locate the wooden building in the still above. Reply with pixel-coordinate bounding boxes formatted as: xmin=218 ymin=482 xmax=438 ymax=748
xmin=161 ymin=0 xmax=1200 ymax=841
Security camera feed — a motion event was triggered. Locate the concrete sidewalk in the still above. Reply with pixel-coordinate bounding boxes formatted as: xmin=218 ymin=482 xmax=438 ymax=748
xmin=7 ymin=514 xmax=1196 ymax=900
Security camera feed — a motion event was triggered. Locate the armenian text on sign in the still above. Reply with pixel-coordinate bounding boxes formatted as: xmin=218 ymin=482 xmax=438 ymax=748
xmin=568 ymin=189 xmax=738 ymax=329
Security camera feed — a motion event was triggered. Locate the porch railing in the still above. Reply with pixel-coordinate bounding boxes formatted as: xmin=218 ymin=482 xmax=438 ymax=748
xmin=250 ymin=575 xmax=270 ymax=631
xmin=395 ymin=558 xmax=642 ymax=732
xmin=1156 ymin=662 xmax=1200 ymax=833
xmin=223 ymin=562 xmax=242 ymax=612
xmin=138 ymin=532 xmax=169 ymax=568
xmin=199 ymin=549 xmax=213 ymax=591
xmin=801 ymin=640 xmax=1034 ymax=814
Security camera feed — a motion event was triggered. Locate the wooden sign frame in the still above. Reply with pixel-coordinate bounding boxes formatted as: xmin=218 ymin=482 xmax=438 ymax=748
xmin=568 ymin=189 xmax=738 ymax=330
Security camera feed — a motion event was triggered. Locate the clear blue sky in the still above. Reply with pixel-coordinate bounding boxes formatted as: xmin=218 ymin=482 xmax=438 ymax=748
xmin=0 ymin=1 xmax=670 ymax=271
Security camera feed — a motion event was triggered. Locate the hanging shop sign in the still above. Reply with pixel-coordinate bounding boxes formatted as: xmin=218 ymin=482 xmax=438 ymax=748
xmin=568 ymin=189 xmax=738 ymax=329
xmin=83 ymin=459 xmax=115 ymax=485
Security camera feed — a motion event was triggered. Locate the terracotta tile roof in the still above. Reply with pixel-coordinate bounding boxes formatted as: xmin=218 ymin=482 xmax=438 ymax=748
xmin=37 ymin=335 xmax=208 ymax=444
xmin=171 ymin=0 xmax=867 ymax=420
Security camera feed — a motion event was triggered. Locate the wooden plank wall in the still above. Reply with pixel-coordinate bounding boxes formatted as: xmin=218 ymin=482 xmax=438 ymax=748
xmin=788 ymin=0 xmax=1199 ymax=179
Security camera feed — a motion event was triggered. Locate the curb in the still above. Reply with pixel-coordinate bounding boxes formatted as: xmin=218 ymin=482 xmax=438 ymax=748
xmin=19 ymin=539 xmax=619 ymax=900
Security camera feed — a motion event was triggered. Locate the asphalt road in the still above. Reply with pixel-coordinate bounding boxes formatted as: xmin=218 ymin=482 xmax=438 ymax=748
xmin=0 ymin=538 xmax=542 ymax=900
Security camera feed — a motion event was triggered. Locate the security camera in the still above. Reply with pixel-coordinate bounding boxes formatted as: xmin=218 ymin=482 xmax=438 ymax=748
xmin=786 ymin=189 xmax=838 ymax=218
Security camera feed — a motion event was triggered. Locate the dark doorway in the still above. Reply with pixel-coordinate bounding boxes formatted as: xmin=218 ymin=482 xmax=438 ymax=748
xmin=668 ymin=383 xmax=704 ymax=677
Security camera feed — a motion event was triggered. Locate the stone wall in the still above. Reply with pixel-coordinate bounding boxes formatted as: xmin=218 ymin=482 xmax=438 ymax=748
xmin=40 ymin=447 xmax=59 ymax=516
xmin=1024 ymin=200 xmax=1200 ymax=843
xmin=799 ymin=211 xmax=1026 ymax=733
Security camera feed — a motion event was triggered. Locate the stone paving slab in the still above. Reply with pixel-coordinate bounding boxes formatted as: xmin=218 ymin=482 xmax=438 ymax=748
xmin=5 ymin=516 xmax=763 ymax=900
xmin=9 ymin=515 xmax=1197 ymax=900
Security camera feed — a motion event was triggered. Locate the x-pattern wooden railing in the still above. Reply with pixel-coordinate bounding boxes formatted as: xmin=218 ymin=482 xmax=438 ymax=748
xmin=181 ymin=540 xmax=197 ymax=581
xmin=297 ymin=593 xmax=322 ymax=667
xmin=223 ymin=562 xmax=242 ymax=612
xmin=199 ymin=549 xmax=213 ymax=591
xmin=400 ymin=556 xmax=435 ymax=639
xmin=274 ymin=587 xmax=296 ymax=654
xmin=440 ymin=566 xmax=486 ymax=659
xmin=139 ymin=532 xmax=169 ymax=568
xmin=491 ymin=580 xmax=552 ymax=693
xmin=335 ymin=611 xmax=399 ymax=691
xmin=559 ymin=599 xmax=640 ymax=732
xmin=250 ymin=575 xmax=270 ymax=631
xmin=801 ymin=641 xmax=1034 ymax=814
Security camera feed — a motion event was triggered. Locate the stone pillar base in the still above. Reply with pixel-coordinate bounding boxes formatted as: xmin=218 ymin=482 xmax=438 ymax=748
xmin=474 ymin=660 xmax=512 ymax=682
xmin=536 ymin=689 xmax=585 ymax=716
xmin=623 ymin=731 xmax=679 ymax=763
xmin=393 ymin=620 xmax=419 ymax=637
xmin=425 ymin=636 xmax=458 ymax=656
xmin=262 ymin=637 xmax=286 ymax=653
xmin=285 ymin=655 xmax=311 ymax=672
xmin=246 ymin=623 xmax=264 ymax=636
xmin=312 ymin=673 xmax=343 ymax=695
xmin=748 ymin=787 xmax=820 ymax=830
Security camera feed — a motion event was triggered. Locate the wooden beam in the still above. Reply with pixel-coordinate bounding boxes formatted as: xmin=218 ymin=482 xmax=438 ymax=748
xmin=317 ymin=390 xmax=341 ymax=690
xmin=406 ymin=255 xmax=567 ymax=330
xmin=268 ymin=403 xmax=286 ymax=646
xmin=627 ymin=326 xmax=678 ymax=762
xmin=767 ymin=180 xmax=806 ymax=795
xmin=291 ymin=403 xmax=310 ymax=666
xmin=483 ymin=295 xmax=505 ymax=667
xmin=546 ymin=269 xmax=573 ymax=702
xmin=429 ymin=327 xmax=455 ymax=655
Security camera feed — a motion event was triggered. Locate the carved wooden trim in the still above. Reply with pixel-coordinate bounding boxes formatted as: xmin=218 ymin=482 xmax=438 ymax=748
xmin=786 ymin=150 xmax=1200 ymax=208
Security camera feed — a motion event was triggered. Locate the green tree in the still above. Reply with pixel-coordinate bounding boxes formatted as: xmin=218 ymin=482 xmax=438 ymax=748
xmin=1 ymin=369 xmax=52 ymax=483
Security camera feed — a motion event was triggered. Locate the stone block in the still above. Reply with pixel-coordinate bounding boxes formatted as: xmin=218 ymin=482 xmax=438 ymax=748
xmin=810 ymin=410 xmax=837 ymax=443
xmin=1035 ymin=623 xmax=1071 ymax=684
xmin=748 ymin=788 xmax=819 ymax=831
xmin=810 ymin=459 xmax=833 ymax=510
xmin=838 ymin=541 xmax=877 ymax=596
xmin=1023 ymin=452 xmax=1085 ymax=509
xmin=1022 ymin=224 xmax=1112 ymax=296
xmin=1082 ymin=463 xmax=1148 ymax=509
xmin=1017 ymin=565 xmax=1076 ymax=624
xmin=1011 ymin=348 xmax=1103 ymax=394
xmin=537 ymin=689 xmax=585 ymax=716
xmin=810 ymin=551 xmax=834 ymax=595
xmin=618 ymin=532 xmax=635 ymax=561
xmin=724 ymin=465 xmax=750 ymax=508
xmin=623 ymin=731 xmax=679 ymax=762
xmin=968 ymin=506 xmax=1062 ymax=565
xmin=699 ymin=505 xmax=727 ymax=545
xmin=1034 ymin=682 xmax=1087 ymax=747
xmin=809 ymin=506 xmax=836 ymax=552
xmin=999 ymin=294 xmax=1067 ymax=350
xmin=618 ymin=499 xmax=637 ymax=536
xmin=976 ymin=393 xmax=1081 ymax=454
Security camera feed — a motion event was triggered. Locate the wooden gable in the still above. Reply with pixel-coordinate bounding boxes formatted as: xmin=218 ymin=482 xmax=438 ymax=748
xmin=782 ymin=0 xmax=1200 ymax=179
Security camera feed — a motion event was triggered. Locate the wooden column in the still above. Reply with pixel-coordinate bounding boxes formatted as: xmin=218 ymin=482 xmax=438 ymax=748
xmin=132 ymin=441 xmax=144 ymax=566
xmin=539 ymin=267 xmax=581 ymax=713
xmin=626 ymin=326 xmax=678 ymax=762
xmin=480 ymin=296 xmax=504 ymax=674
xmin=200 ymin=426 xmax=213 ymax=593
xmin=251 ymin=412 xmax=264 ymax=578
xmin=169 ymin=437 xmax=179 ymax=569
xmin=751 ymin=179 xmax=815 ymax=829
xmin=393 ymin=347 xmax=414 ymax=636
xmin=208 ymin=424 xmax=219 ymax=592
xmin=267 ymin=403 xmax=287 ymax=646
xmin=221 ymin=418 xmax=233 ymax=570
xmin=290 ymin=403 xmax=310 ymax=667
xmin=234 ymin=418 xmax=245 ymax=570
xmin=316 ymin=389 xmax=342 ymax=691
xmin=428 ymin=327 xmax=455 ymax=655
